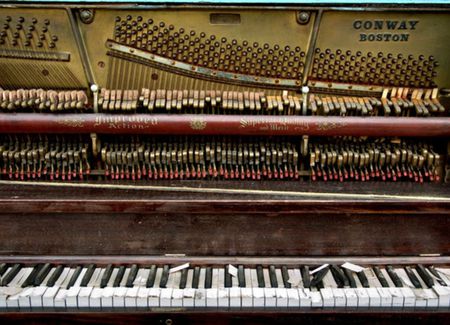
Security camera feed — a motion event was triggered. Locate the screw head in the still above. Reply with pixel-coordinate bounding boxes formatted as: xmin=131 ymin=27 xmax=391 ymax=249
xmin=297 ymin=11 xmax=310 ymax=25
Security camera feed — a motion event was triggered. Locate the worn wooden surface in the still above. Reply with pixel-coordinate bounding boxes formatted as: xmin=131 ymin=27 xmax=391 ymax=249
xmin=0 ymin=114 xmax=449 ymax=137
xmin=0 ymin=310 xmax=448 ymax=325
xmin=0 ymin=181 xmax=449 ymax=214
xmin=0 ymin=212 xmax=448 ymax=256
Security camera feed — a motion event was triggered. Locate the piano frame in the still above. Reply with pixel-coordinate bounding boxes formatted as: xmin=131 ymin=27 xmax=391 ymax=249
xmin=0 ymin=0 xmax=449 ymax=323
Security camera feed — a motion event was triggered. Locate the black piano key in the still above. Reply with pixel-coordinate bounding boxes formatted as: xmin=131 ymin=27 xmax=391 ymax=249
xmin=0 ymin=263 xmax=8 ymax=277
xmin=81 ymin=264 xmax=96 ymax=287
xmin=113 ymin=266 xmax=126 ymax=287
xmin=343 ymin=268 xmax=357 ymax=288
xmin=146 ymin=265 xmax=157 ymax=288
xmin=159 ymin=265 xmax=170 ymax=288
xmin=22 ymin=264 xmax=44 ymax=288
xmin=192 ymin=266 xmax=200 ymax=289
xmin=34 ymin=263 xmax=52 ymax=286
xmin=373 ymin=266 xmax=389 ymax=287
xmin=46 ymin=265 xmax=63 ymax=287
xmin=281 ymin=266 xmax=291 ymax=288
xmin=416 ymin=265 xmax=434 ymax=288
xmin=1 ymin=264 xmax=21 ymax=286
xmin=357 ymin=270 xmax=370 ymax=288
xmin=179 ymin=268 xmax=188 ymax=289
xmin=126 ymin=264 xmax=139 ymax=288
xmin=238 ymin=265 xmax=245 ymax=288
xmin=269 ymin=265 xmax=278 ymax=288
xmin=224 ymin=266 xmax=232 ymax=288
xmin=404 ymin=266 xmax=422 ymax=289
xmin=310 ymin=267 xmax=329 ymax=288
xmin=256 ymin=265 xmax=265 ymax=288
xmin=100 ymin=264 xmax=113 ymax=288
xmin=301 ymin=266 xmax=310 ymax=289
xmin=330 ymin=265 xmax=347 ymax=288
xmin=386 ymin=266 xmax=403 ymax=287
xmin=428 ymin=266 xmax=446 ymax=286
xmin=67 ymin=266 xmax=82 ymax=289
xmin=205 ymin=267 xmax=213 ymax=289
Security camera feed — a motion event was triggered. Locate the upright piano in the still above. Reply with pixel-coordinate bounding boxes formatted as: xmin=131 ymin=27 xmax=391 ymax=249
xmin=0 ymin=0 xmax=449 ymax=324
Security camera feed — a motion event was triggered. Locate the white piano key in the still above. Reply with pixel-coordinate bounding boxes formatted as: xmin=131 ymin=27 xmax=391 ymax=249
xmin=136 ymin=287 xmax=150 ymax=307
xmin=54 ymin=268 xmax=76 ymax=308
xmin=119 ymin=268 xmax=131 ymax=287
xmin=198 ymin=268 xmax=206 ymax=289
xmin=218 ymin=287 xmax=229 ymax=307
xmin=16 ymin=287 xmax=34 ymax=309
xmin=171 ymin=288 xmax=183 ymax=307
xmin=287 ymin=288 xmax=300 ymax=307
xmin=365 ymin=268 xmax=381 ymax=307
xmin=275 ymin=287 xmax=288 ymax=308
xmin=166 ymin=270 xmax=181 ymax=307
xmin=30 ymin=286 xmax=47 ymax=308
xmin=100 ymin=287 xmax=114 ymax=308
xmin=310 ymin=290 xmax=323 ymax=307
xmin=250 ymin=269 xmax=264 ymax=308
xmin=377 ymin=287 xmax=393 ymax=307
xmin=66 ymin=267 xmax=87 ymax=308
xmin=148 ymin=288 xmax=160 ymax=307
xmin=79 ymin=268 xmax=102 ymax=308
xmin=332 ymin=288 xmax=346 ymax=307
xmin=194 ymin=288 xmax=206 ymax=307
xmin=298 ymin=289 xmax=312 ymax=307
xmin=101 ymin=268 xmax=118 ymax=308
xmin=354 ymin=274 xmax=369 ymax=308
xmin=321 ymin=270 xmax=337 ymax=307
xmin=0 ymin=287 xmax=22 ymax=309
xmin=264 ymin=288 xmax=277 ymax=308
xmin=287 ymin=269 xmax=302 ymax=288
xmin=206 ymin=269 xmax=219 ymax=307
xmin=432 ymin=285 xmax=450 ymax=308
xmin=389 ymin=287 xmax=405 ymax=308
xmin=186 ymin=269 xmax=194 ymax=289
xmin=43 ymin=267 xmax=71 ymax=308
xmin=380 ymin=268 xmax=404 ymax=308
xmin=133 ymin=269 xmax=149 ymax=287
xmin=423 ymin=288 xmax=439 ymax=308
xmin=400 ymin=287 xmax=416 ymax=308
xmin=412 ymin=268 xmax=437 ymax=308
xmin=184 ymin=288 xmax=196 ymax=307
xmin=241 ymin=268 xmax=252 ymax=307
xmin=435 ymin=269 xmax=450 ymax=286
xmin=89 ymin=288 xmax=103 ymax=308
xmin=125 ymin=287 xmax=139 ymax=308
xmin=160 ymin=288 xmax=172 ymax=307
xmin=113 ymin=287 xmax=128 ymax=307
xmin=344 ymin=288 xmax=358 ymax=307
xmin=229 ymin=287 xmax=241 ymax=308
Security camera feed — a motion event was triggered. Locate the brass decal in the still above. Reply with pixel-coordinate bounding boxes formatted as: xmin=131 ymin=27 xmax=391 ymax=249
xmin=190 ymin=117 xmax=207 ymax=130
xmin=94 ymin=116 xmax=158 ymax=129
xmin=240 ymin=118 xmax=310 ymax=132
xmin=57 ymin=117 xmax=85 ymax=128
xmin=353 ymin=19 xmax=419 ymax=42
xmin=317 ymin=121 xmax=347 ymax=131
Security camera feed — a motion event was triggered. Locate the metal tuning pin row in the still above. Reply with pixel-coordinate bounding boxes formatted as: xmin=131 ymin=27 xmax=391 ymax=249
xmin=309 ymin=138 xmax=441 ymax=183
xmin=0 ymin=135 xmax=91 ymax=180
xmin=98 ymin=88 xmax=303 ymax=115
xmin=100 ymin=136 xmax=302 ymax=180
xmin=0 ymin=89 xmax=89 ymax=112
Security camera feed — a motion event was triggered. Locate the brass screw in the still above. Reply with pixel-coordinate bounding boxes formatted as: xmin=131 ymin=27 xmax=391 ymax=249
xmin=79 ymin=9 xmax=95 ymax=24
xmin=165 ymin=319 xmax=173 ymax=325
xmin=297 ymin=12 xmax=310 ymax=25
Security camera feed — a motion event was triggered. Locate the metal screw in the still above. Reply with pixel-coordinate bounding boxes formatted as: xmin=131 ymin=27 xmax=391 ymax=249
xmin=297 ymin=11 xmax=310 ymax=25
xmin=79 ymin=9 xmax=95 ymax=24
xmin=165 ymin=319 xmax=173 ymax=325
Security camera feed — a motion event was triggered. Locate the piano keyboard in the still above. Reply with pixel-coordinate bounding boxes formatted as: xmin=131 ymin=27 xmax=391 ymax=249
xmin=1 ymin=263 xmax=449 ymax=309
